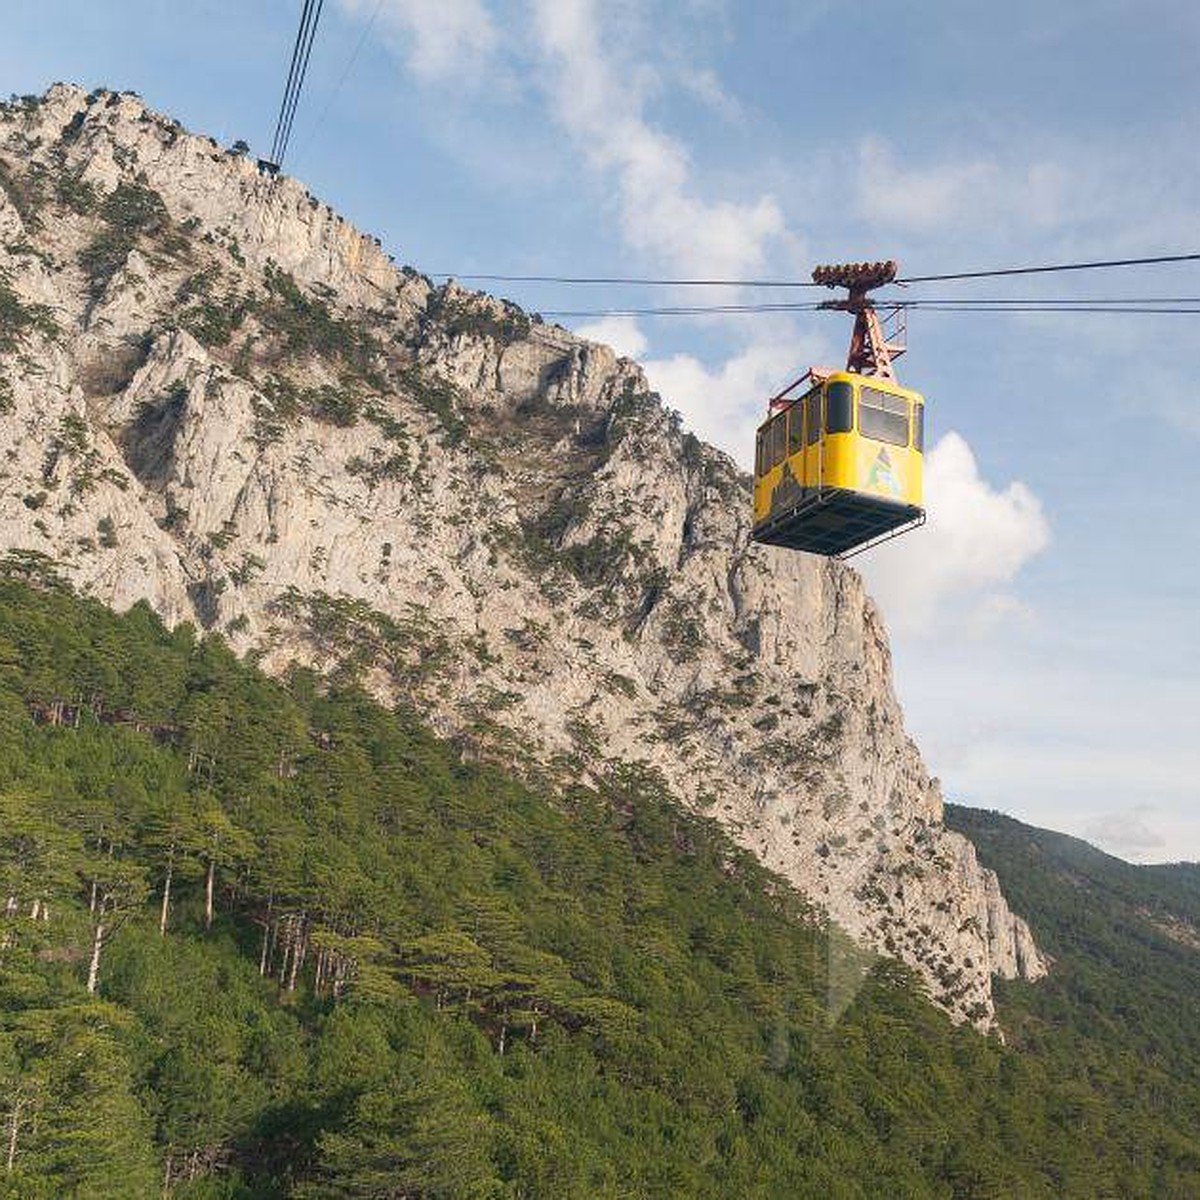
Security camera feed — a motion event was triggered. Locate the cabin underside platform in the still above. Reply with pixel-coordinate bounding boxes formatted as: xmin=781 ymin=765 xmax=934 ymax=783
xmin=751 ymin=489 xmax=925 ymax=558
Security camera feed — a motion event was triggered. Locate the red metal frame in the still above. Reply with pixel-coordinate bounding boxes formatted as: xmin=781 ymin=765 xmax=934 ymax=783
xmin=813 ymin=259 xmax=905 ymax=381
xmin=765 ymin=260 xmax=905 ymax=416
xmin=766 ymin=368 xmax=827 ymax=416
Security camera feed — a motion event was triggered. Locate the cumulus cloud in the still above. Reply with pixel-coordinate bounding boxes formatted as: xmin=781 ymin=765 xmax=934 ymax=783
xmin=1084 ymin=806 xmax=1167 ymax=862
xmin=860 ymin=431 xmax=1050 ymax=636
xmin=675 ymin=65 xmax=745 ymax=125
xmin=529 ymin=0 xmax=798 ymax=279
xmin=573 ymin=315 xmax=648 ymax=360
xmin=855 ymin=136 xmax=1069 ymax=234
xmin=525 ymin=0 xmax=823 ymax=466
xmin=339 ymin=0 xmax=496 ymax=80
xmin=642 ymin=332 xmax=825 ymax=464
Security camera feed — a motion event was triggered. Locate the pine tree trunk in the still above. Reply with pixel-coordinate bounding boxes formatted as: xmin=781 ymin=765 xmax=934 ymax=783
xmin=204 ymin=859 xmax=215 ymax=930
xmin=87 ymin=919 xmax=105 ymax=994
xmin=160 ymin=846 xmax=175 ymax=937
xmin=287 ymin=916 xmax=306 ymax=992
xmin=278 ymin=915 xmax=292 ymax=985
xmin=6 ymin=1096 xmax=20 ymax=1172
xmin=259 ymin=895 xmax=274 ymax=977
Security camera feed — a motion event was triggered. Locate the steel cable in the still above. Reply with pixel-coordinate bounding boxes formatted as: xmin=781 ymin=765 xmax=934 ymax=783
xmin=269 ymin=0 xmax=325 ymax=167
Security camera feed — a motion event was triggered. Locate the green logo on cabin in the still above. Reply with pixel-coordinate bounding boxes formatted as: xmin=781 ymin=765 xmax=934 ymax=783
xmin=866 ymin=448 xmax=903 ymax=498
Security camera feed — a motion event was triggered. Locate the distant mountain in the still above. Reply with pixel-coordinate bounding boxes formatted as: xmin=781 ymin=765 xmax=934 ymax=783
xmin=0 ymin=83 xmax=1040 ymax=1025
xmin=946 ymin=803 xmax=1200 ymax=967
xmin=946 ymin=803 xmax=1200 ymax=1194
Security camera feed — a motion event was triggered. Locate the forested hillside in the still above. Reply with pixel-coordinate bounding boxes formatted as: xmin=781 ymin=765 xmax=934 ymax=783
xmin=946 ymin=804 xmax=1200 ymax=1183
xmin=1 ymin=566 xmax=1199 ymax=1197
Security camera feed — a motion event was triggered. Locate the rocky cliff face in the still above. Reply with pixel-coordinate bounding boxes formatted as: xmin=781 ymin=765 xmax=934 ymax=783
xmin=0 ymin=84 xmax=1044 ymax=1027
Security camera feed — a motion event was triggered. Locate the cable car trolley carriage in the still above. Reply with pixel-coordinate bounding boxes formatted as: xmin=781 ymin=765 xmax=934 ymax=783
xmin=751 ymin=260 xmax=926 ymax=558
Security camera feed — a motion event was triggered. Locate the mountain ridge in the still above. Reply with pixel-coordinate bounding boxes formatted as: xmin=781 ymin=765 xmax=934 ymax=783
xmin=0 ymin=81 xmax=1042 ymax=1026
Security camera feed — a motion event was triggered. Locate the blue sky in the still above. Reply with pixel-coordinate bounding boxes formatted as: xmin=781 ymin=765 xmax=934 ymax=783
xmin=4 ymin=0 xmax=1198 ymax=860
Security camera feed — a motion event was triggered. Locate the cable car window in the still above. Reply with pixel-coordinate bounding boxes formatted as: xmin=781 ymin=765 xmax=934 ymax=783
xmin=826 ymin=381 xmax=854 ymax=433
xmin=787 ymin=404 xmax=805 ymax=455
xmin=859 ymin=387 xmax=909 ymax=446
xmin=913 ymin=403 xmax=925 ymax=452
xmin=805 ymin=389 xmax=821 ymax=445
xmin=766 ymin=414 xmax=786 ymax=469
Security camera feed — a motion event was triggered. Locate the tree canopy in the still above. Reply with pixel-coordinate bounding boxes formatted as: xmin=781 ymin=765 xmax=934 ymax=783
xmin=0 ymin=574 xmax=1197 ymax=1196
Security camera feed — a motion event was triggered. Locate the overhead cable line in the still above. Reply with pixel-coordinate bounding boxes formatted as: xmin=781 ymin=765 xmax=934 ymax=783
xmin=269 ymin=0 xmax=325 ymax=168
xmin=540 ymin=303 xmax=824 ymax=317
xmin=538 ymin=300 xmax=1200 ymax=318
xmin=278 ymin=0 xmax=325 ymax=164
xmin=903 ymin=305 xmax=1200 ymax=314
xmin=432 ymin=273 xmax=824 ymax=288
xmin=890 ymin=297 xmax=1200 ymax=306
xmin=270 ymin=0 xmax=315 ymax=163
xmin=292 ymin=0 xmax=385 ymax=168
xmin=433 ymin=252 xmax=1200 ymax=291
xmin=269 ymin=0 xmax=313 ymax=164
xmin=897 ymin=252 xmax=1200 ymax=284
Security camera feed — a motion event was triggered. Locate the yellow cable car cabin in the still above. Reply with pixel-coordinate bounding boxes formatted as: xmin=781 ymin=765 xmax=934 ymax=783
xmin=751 ymin=371 xmax=925 ymax=557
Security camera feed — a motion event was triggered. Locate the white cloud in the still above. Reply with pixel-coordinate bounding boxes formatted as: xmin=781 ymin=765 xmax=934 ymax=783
xmin=339 ymin=0 xmax=496 ymax=80
xmin=964 ymin=592 xmax=1034 ymax=638
xmin=1084 ymin=806 xmax=1167 ymax=861
xmin=529 ymin=0 xmax=799 ymax=279
xmin=573 ymin=315 xmax=648 ymax=360
xmin=523 ymin=0 xmax=827 ymax=475
xmin=855 ymin=136 xmax=1069 ymax=234
xmin=861 ymin=431 xmax=1050 ymax=636
xmin=675 ymin=65 xmax=745 ymax=125
xmin=642 ymin=332 xmax=823 ymax=464
xmin=899 ymin=637 xmax=1200 ymax=862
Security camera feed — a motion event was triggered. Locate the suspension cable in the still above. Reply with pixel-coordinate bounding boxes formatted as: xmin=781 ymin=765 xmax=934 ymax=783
xmin=434 ymin=274 xmax=822 ymax=288
xmin=269 ymin=0 xmax=325 ymax=168
xmin=269 ymin=0 xmax=314 ymax=165
xmin=291 ymin=0 xmax=385 ymax=168
xmin=431 ymin=252 xmax=1200 ymax=291
xmin=898 ymin=253 xmax=1200 ymax=284
xmin=536 ymin=299 xmax=1200 ymax=319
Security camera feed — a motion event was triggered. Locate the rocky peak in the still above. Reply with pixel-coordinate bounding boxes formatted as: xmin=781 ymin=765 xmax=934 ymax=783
xmin=0 ymin=84 xmax=1044 ymax=1028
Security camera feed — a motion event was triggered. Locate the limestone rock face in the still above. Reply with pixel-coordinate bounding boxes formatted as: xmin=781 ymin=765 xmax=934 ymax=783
xmin=0 ymin=85 xmax=1044 ymax=1028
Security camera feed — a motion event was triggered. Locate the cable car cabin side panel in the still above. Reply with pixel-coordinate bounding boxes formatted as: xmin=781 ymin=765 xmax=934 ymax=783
xmin=753 ymin=394 xmax=808 ymax=528
xmin=752 ymin=373 xmax=925 ymax=557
